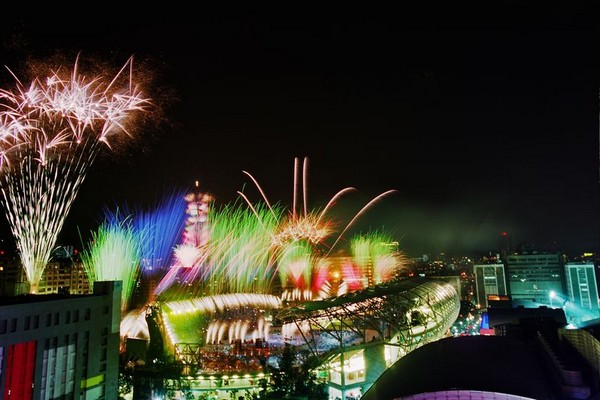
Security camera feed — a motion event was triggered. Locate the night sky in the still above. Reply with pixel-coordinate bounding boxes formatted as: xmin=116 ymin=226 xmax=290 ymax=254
xmin=0 ymin=4 xmax=598 ymax=257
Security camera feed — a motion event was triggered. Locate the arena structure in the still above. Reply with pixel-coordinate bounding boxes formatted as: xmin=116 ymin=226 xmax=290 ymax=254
xmin=126 ymin=276 xmax=460 ymax=399
xmin=275 ymin=276 xmax=461 ymax=400
xmin=96 ymin=159 xmax=461 ymax=398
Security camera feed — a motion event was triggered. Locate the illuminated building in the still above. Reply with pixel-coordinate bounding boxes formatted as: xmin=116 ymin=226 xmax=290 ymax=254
xmin=505 ymin=251 xmax=565 ymax=304
xmin=473 ymin=263 xmax=508 ymax=308
xmin=276 ymin=277 xmax=460 ymax=400
xmin=0 ymin=281 xmax=121 ymax=399
xmin=564 ymin=262 xmax=600 ymax=315
xmin=36 ymin=260 xmax=91 ymax=295
xmin=0 ymin=255 xmax=90 ymax=297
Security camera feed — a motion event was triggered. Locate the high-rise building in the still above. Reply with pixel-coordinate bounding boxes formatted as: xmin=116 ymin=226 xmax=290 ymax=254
xmin=473 ymin=263 xmax=508 ymax=308
xmin=37 ymin=260 xmax=91 ymax=295
xmin=565 ymin=262 xmax=600 ymax=317
xmin=505 ymin=251 xmax=565 ymax=304
xmin=0 ymin=281 xmax=122 ymax=399
xmin=0 ymin=256 xmax=91 ymax=297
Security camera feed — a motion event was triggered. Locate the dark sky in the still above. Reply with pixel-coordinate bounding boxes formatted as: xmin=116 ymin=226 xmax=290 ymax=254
xmin=0 ymin=3 xmax=598 ymax=257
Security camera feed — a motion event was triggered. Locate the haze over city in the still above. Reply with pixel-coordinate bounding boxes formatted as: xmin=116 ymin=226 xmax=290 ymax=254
xmin=0 ymin=3 xmax=598 ymax=258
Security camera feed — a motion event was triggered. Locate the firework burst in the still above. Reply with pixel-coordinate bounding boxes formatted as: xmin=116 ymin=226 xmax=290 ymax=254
xmin=350 ymin=231 xmax=407 ymax=285
xmin=80 ymin=211 xmax=142 ymax=313
xmin=134 ymin=187 xmax=189 ymax=278
xmin=204 ymin=201 xmax=281 ymax=295
xmin=0 ymin=55 xmax=152 ymax=293
xmin=239 ymin=156 xmax=400 ymax=297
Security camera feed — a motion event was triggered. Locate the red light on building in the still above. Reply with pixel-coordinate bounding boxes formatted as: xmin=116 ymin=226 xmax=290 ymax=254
xmin=4 ymin=341 xmax=36 ymax=400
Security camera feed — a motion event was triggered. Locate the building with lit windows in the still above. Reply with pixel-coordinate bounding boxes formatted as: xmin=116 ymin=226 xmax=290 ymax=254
xmin=0 ymin=254 xmax=90 ymax=297
xmin=564 ymin=262 xmax=600 ymax=321
xmin=0 ymin=281 xmax=121 ymax=399
xmin=473 ymin=263 xmax=508 ymax=308
xmin=505 ymin=251 xmax=565 ymax=304
xmin=36 ymin=260 xmax=91 ymax=295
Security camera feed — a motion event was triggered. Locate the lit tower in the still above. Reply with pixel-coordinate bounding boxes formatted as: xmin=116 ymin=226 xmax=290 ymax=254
xmin=152 ymin=181 xmax=213 ymax=296
xmin=499 ymin=231 xmax=511 ymax=259
xmin=183 ymin=181 xmax=213 ymax=248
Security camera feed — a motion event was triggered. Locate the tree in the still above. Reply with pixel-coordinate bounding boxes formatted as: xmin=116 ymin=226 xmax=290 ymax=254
xmin=118 ymin=371 xmax=134 ymax=400
xmin=264 ymin=344 xmax=328 ymax=400
xmin=267 ymin=343 xmax=295 ymax=397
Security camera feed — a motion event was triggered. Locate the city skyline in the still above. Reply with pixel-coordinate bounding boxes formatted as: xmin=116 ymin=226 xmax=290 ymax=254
xmin=0 ymin=4 xmax=598 ymax=258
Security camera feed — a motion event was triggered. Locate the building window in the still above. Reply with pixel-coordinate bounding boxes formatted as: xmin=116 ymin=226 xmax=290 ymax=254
xmin=84 ymin=308 xmax=90 ymax=321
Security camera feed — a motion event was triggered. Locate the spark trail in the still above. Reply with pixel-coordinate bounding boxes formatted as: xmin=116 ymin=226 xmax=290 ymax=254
xmin=239 ymin=156 xmax=402 ymax=297
xmin=0 ymin=55 xmax=151 ymax=293
xmin=80 ymin=213 xmax=142 ymax=313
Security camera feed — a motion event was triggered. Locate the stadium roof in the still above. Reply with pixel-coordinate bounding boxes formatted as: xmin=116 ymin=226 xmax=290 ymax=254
xmin=361 ymin=335 xmax=558 ymax=400
xmin=275 ymin=276 xmax=452 ymax=323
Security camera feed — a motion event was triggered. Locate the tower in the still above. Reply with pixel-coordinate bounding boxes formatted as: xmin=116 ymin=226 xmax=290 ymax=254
xmin=473 ymin=263 xmax=508 ymax=308
xmin=498 ymin=231 xmax=510 ymax=259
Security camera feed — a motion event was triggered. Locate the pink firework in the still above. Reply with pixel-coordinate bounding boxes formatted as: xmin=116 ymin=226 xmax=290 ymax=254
xmin=0 ymin=54 xmax=153 ymax=293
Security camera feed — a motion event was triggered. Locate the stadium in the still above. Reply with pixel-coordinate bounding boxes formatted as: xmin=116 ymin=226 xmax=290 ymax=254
xmin=99 ymin=159 xmax=461 ymax=399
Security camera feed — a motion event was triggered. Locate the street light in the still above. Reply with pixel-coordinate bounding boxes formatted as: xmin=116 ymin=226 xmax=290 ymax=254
xmin=549 ymin=290 xmax=556 ymax=308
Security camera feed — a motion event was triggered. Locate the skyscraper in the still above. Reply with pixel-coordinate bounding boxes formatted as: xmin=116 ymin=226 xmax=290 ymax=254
xmin=505 ymin=251 xmax=565 ymax=305
xmin=565 ymin=262 xmax=600 ymax=320
xmin=473 ymin=263 xmax=508 ymax=308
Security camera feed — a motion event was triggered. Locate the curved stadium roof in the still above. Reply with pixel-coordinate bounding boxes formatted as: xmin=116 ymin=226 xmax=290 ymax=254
xmin=275 ymin=277 xmax=460 ymax=347
xmin=361 ymin=335 xmax=558 ymax=400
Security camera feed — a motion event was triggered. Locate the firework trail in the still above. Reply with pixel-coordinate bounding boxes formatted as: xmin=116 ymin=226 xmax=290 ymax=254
xmin=134 ymin=187 xmax=189 ymax=278
xmin=350 ymin=231 xmax=407 ymax=285
xmin=80 ymin=211 xmax=142 ymax=313
xmin=204 ymin=201 xmax=280 ymax=295
xmin=239 ymin=156 xmax=399 ymax=297
xmin=120 ymin=308 xmax=150 ymax=343
xmin=340 ymin=261 xmax=364 ymax=292
xmin=278 ymin=241 xmax=313 ymax=290
xmin=0 ymin=55 xmax=151 ymax=293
